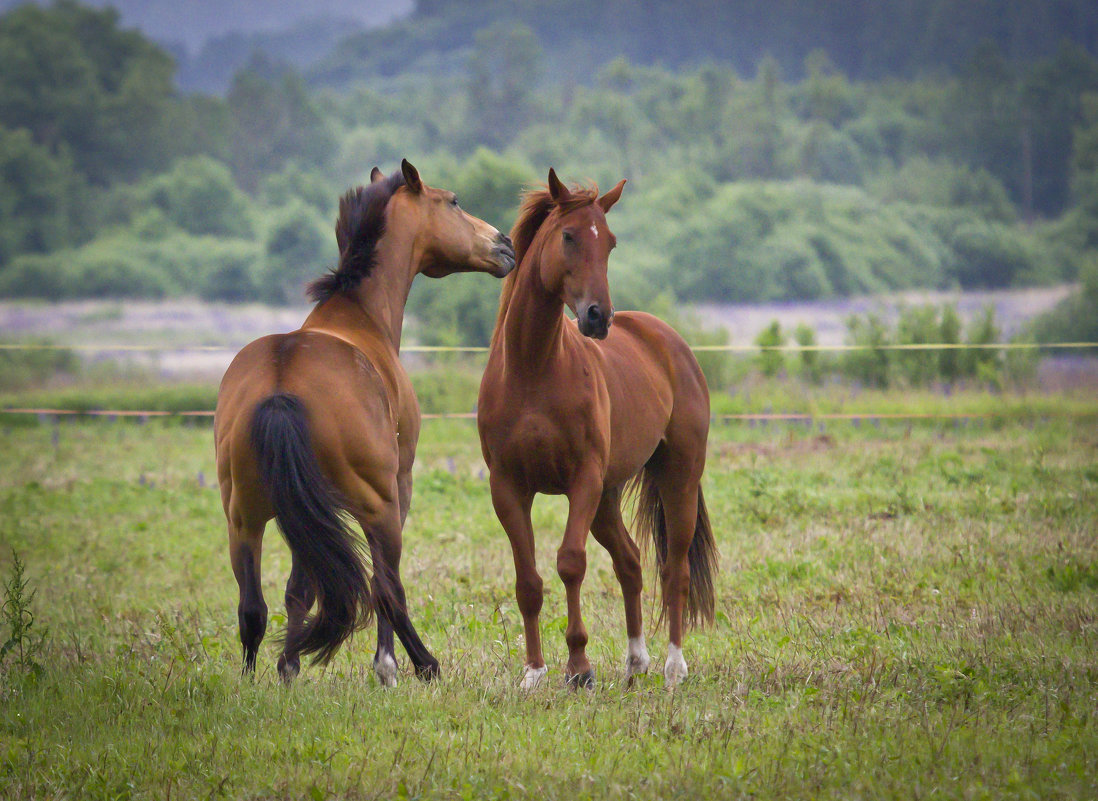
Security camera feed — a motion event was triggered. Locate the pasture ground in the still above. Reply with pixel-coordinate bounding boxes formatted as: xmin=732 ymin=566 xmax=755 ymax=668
xmin=0 ymin=405 xmax=1096 ymax=799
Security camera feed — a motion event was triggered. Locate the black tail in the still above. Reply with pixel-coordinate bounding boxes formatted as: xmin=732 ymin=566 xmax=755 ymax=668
xmin=631 ymin=467 xmax=718 ymax=627
xmin=250 ymin=393 xmax=383 ymax=665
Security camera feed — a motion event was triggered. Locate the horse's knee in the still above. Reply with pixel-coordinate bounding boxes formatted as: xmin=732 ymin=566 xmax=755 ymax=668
xmin=515 ymin=574 xmax=543 ymax=617
xmin=556 ymin=546 xmax=587 ymax=587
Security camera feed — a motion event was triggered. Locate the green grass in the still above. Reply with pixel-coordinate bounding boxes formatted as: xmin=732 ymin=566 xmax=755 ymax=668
xmin=1 ymin=407 xmax=1096 ymax=799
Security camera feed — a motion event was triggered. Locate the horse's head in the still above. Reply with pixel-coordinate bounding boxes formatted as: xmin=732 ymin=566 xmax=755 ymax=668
xmin=536 ymin=169 xmax=626 ymax=340
xmin=389 ymin=159 xmax=515 ymax=279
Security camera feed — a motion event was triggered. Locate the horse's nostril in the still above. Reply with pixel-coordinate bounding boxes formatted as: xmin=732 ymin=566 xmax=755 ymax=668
xmin=587 ymin=305 xmax=601 ymax=323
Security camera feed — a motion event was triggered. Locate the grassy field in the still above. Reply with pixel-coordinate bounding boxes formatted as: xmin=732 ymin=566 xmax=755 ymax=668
xmin=1 ymin=404 xmax=1096 ymax=799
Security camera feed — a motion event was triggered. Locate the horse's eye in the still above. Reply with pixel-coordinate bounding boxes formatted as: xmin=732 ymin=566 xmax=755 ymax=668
xmin=562 ymin=231 xmax=574 ymax=244
xmin=450 ymin=196 xmax=459 ymax=207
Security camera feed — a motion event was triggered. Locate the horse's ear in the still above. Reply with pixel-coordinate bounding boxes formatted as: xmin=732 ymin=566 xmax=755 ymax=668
xmin=547 ymin=168 xmax=570 ymax=203
xmin=401 ymin=159 xmax=423 ymax=193
xmin=597 ymin=179 xmax=627 ymax=213
xmin=370 ymin=166 xmax=384 ymax=184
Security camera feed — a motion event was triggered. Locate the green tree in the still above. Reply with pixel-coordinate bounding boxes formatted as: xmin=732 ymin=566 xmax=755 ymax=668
xmin=0 ymin=126 xmax=90 ymax=267
xmin=0 ymin=1 xmax=176 ymax=183
xmin=466 ymin=22 xmax=542 ymax=149
xmin=227 ymin=55 xmax=336 ymax=191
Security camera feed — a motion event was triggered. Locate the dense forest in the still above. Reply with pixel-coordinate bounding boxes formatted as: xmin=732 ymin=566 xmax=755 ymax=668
xmin=2 ymin=0 xmax=1098 ymax=344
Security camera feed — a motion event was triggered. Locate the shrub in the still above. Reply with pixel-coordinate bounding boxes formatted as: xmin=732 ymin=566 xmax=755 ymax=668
xmin=948 ymin=222 xmax=1044 ymax=288
xmin=793 ymin=322 xmax=823 ymax=383
xmin=141 ymin=156 xmax=255 ymax=238
xmin=755 ymin=320 xmax=786 ymax=377
xmin=260 ymin=201 xmax=332 ymax=304
xmin=895 ymin=304 xmax=942 ymax=387
xmin=842 ymin=312 xmax=891 ymax=388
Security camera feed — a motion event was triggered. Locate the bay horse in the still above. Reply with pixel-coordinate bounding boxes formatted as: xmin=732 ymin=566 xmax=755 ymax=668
xmin=216 ymin=159 xmax=515 ymax=684
xmin=477 ymin=169 xmax=717 ymax=690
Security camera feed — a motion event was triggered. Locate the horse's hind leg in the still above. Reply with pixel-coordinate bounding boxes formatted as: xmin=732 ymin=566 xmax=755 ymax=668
xmin=229 ymin=524 xmax=267 ymax=675
xmin=655 ymin=477 xmax=699 ymax=686
xmin=276 ymin=555 xmax=315 ymax=683
xmin=358 ymin=509 xmax=440 ymax=684
xmin=590 ymin=490 xmax=649 ymax=682
xmin=368 ymin=470 xmax=411 ymax=687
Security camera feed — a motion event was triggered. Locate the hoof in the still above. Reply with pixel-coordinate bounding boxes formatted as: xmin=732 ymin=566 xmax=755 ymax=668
xmin=520 ymin=665 xmax=548 ymax=691
xmin=373 ymin=653 xmax=398 ymax=687
xmin=276 ymin=655 xmax=299 ymax=684
xmin=663 ymin=644 xmax=688 ymax=689
xmin=625 ymin=636 xmax=650 ymax=682
xmin=415 ymin=659 xmax=441 ymax=682
xmin=567 ymin=669 xmax=596 ymax=690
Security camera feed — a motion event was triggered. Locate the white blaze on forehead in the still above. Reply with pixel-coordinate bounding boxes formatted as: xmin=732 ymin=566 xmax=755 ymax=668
xmin=589 ymin=223 xmax=599 ymax=239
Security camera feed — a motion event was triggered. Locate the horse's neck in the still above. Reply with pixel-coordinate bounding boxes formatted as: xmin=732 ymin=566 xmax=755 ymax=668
xmin=499 ymin=250 xmax=568 ymax=369
xmin=304 ymin=235 xmax=416 ymax=352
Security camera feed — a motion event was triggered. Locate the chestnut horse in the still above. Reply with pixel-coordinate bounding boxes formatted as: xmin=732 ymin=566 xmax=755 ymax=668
xmin=216 ymin=160 xmax=515 ymax=684
xmin=478 ymin=170 xmax=717 ymax=690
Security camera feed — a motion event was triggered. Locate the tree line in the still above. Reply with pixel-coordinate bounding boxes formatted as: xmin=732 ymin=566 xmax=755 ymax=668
xmin=1 ymin=1 xmax=1097 ymax=346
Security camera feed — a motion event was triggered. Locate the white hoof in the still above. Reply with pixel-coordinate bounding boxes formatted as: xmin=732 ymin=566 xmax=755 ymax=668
xmin=374 ymin=652 xmax=398 ymax=687
xmin=520 ymin=665 xmax=548 ymax=691
xmin=625 ymin=636 xmax=650 ymax=679
xmin=663 ymin=645 xmax=688 ymax=688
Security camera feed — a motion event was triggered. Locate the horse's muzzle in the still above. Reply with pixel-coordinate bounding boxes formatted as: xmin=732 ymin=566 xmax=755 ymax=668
xmin=492 ymin=234 xmax=515 ymax=277
xmin=578 ymin=303 xmax=612 ymax=340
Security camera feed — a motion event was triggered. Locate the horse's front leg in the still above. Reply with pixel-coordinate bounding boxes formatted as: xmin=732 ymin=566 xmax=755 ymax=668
xmin=558 ymin=468 xmax=604 ymax=688
xmin=489 ymin=475 xmax=544 ymax=689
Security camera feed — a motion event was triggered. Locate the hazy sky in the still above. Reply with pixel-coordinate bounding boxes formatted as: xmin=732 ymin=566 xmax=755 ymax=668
xmin=0 ymin=0 xmax=414 ymax=51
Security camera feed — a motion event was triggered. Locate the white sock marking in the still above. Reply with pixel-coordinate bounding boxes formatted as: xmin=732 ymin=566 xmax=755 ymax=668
xmin=374 ymin=652 xmax=398 ymax=687
xmin=664 ymin=644 xmax=688 ymax=688
xmin=625 ymin=636 xmax=650 ymax=678
xmin=521 ymin=665 xmax=548 ymax=691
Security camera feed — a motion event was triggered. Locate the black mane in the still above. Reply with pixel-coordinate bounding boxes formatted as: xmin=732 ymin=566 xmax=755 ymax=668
xmin=307 ymin=169 xmax=406 ymax=304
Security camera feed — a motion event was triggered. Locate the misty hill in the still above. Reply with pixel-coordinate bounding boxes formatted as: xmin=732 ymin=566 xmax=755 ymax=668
xmin=313 ymin=0 xmax=1098 ymax=87
xmin=0 ymin=0 xmax=411 ymax=51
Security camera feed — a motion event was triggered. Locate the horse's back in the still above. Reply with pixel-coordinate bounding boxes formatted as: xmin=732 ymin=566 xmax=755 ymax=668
xmin=216 ymin=331 xmax=398 ymax=525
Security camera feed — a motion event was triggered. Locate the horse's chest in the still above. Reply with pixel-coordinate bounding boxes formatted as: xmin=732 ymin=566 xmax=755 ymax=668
xmin=501 ymin=409 xmax=597 ymax=493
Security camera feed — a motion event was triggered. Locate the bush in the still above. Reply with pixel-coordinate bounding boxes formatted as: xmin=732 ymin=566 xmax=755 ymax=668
xmin=895 ymin=304 xmax=942 ymax=387
xmin=1031 ymin=257 xmax=1098 ymax=344
xmin=842 ymin=312 xmax=891 ymax=388
xmin=141 ymin=156 xmax=255 ymax=238
xmin=948 ymin=222 xmax=1045 ymax=288
xmin=0 ymin=230 xmax=262 ymax=301
xmin=754 ymin=320 xmax=786 ymax=377
xmin=653 ymin=181 xmax=948 ymax=303
xmin=963 ymin=304 xmax=1003 ymax=384
xmin=260 ymin=201 xmax=332 ymax=304
xmin=793 ymin=322 xmax=823 ymax=383
xmin=199 ymin=240 xmax=265 ymax=303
